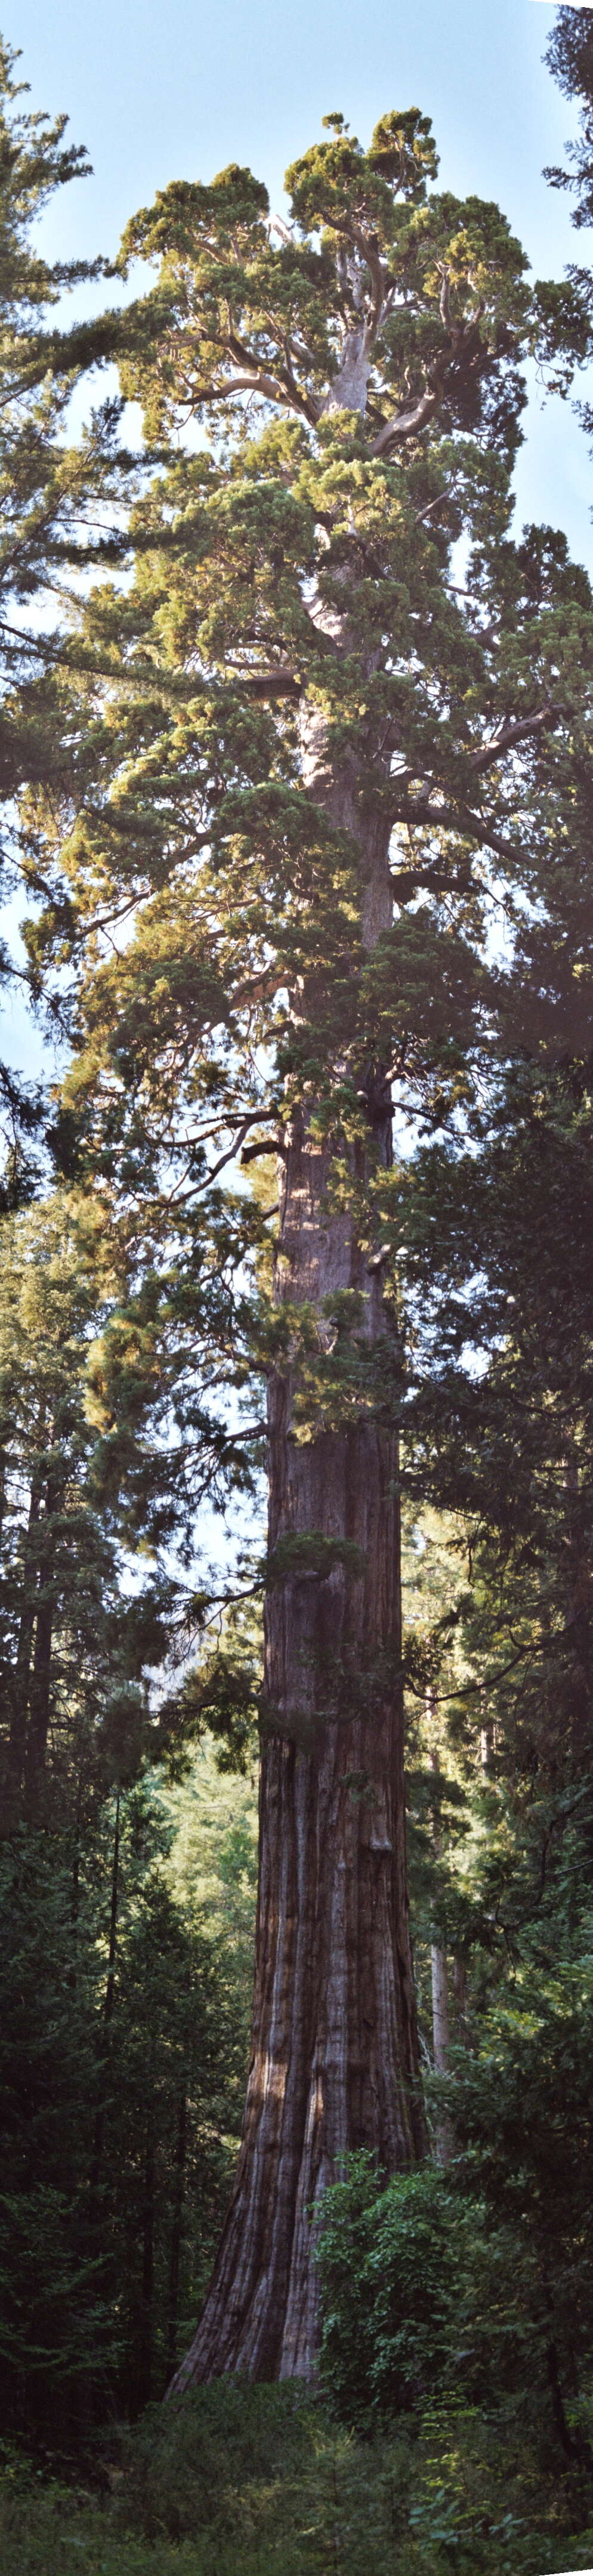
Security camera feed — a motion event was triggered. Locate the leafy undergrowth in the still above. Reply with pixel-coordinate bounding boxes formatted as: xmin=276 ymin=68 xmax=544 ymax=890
xmin=2 ymin=2385 xmax=593 ymax=2576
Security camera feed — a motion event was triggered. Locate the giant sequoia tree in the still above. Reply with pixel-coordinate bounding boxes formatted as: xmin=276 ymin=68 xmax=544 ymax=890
xmin=26 ymin=111 xmax=593 ymax=2379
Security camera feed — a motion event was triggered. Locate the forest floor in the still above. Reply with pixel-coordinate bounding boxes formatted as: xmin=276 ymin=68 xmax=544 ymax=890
xmin=2 ymin=2385 xmax=593 ymax=2576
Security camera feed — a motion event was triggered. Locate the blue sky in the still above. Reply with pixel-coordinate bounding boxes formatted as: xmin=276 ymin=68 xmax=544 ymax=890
xmin=2 ymin=0 xmax=592 ymax=1080
xmin=11 ymin=0 xmax=585 ymax=277
xmin=10 ymin=0 xmax=592 ymax=555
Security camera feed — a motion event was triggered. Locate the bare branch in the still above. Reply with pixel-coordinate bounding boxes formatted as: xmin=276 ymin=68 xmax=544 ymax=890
xmin=202 ymin=1118 xmax=258 ymax=1188
xmin=372 ymin=385 xmax=440 ymax=454
xmin=351 ymin=227 xmax=388 ymax=343
xmin=268 ymin=214 xmax=295 ymax=247
xmin=230 ymin=666 xmax=302 ymax=700
xmin=390 ymin=797 xmax=527 ymax=869
xmin=438 ymin=267 xmax=452 ymax=331
xmin=470 ymin=704 xmax=560 ymax=772
xmin=240 ymin=1137 xmax=284 ymax=1165
xmin=413 ymin=491 xmax=452 ymax=527
xmin=390 ymin=861 xmax=474 ymax=900
xmin=184 ymin=364 xmax=319 ymax=425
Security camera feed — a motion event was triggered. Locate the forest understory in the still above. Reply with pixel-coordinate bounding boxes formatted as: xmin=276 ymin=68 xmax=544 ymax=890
xmin=3 ymin=2380 xmax=593 ymax=2576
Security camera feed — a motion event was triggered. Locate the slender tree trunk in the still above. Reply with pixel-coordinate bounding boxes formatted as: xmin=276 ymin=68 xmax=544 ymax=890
xmin=91 ymin=1789 xmax=121 ymax=2201
xmin=6 ymin=1476 xmax=42 ymax=1808
xmin=428 ymin=1741 xmax=453 ymax=2168
xmin=543 ymin=2275 xmax=593 ymax=2471
xmin=452 ymin=1955 xmax=467 ymax=2024
xmin=479 ymin=1691 xmax=495 ymax=1775
xmin=561 ymin=1445 xmax=591 ymax=1752
xmin=165 ymin=2071 xmax=189 ymax=2386
xmin=24 ymin=1591 xmax=53 ymax=1808
xmin=430 ymin=1943 xmax=451 ymax=2163
xmin=171 ymin=357 xmax=425 ymax=2390
xmin=68 ymin=1765 xmax=84 ymax=1994
xmin=431 ymin=1943 xmax=450 ymax=2080
xmin=22 ymin=1466 xmax=62 ymax=1813
xmin=138 ymin=2093 xmax=155 ymax=2410
xmin=102 ymin=1789 xmax=121 ymax=2037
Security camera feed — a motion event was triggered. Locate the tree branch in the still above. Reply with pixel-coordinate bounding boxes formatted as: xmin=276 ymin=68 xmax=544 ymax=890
xmin=470 ymin=704 xmax=560 ymax=772
xmin=390 ymin=860 xmax=474 ymax=901
xmin=372 ymin=385 xmax=440 ymax=454
xmin=182 ymin=364 xmax=319 ymax=425
xmin=390 ymin=797 xmax=527 ymax=870
xmin=228 ymin=666 xmax=302 ymax=699
xmin=240 ymin=1137 xmax=283 ymax=1164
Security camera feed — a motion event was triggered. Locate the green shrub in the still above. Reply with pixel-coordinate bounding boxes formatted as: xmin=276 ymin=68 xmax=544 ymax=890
xmin=316 ymin=2154 xmax=477 ymax=2427
xmin=3 ymin=2398 xmax=593 ymax=2576
xmin=123 ymin=2377 xmax=316 ymax=2540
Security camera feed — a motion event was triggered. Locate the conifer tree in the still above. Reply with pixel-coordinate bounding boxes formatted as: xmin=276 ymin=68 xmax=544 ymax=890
xmin=545 ymin=4 xmax=593 ymax=231
xmin=0 ymin=1190 xmax=178 ymax=1821
xmin=26 ymin=111 xmax=593 ymax=2379
xmin=0 ymin=34 xmax=136 ymax=1188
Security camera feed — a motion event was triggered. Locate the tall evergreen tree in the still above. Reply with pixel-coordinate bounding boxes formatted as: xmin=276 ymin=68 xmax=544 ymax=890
xmin=0 ymin=33 xmax=138 ymax=1190
xmin=545 ymin=5 xmax=593 ymax=230
xmin=25 ymin=112 xmax=593 ymax=2379
xmin=0 ymin=1189 xmax=179 ymax=1822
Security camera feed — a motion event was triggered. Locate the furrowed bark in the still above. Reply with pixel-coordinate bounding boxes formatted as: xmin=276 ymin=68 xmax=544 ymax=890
xmin=172 ymin=1382 xmax=423 ymax=2385
xmin=171 ymin=934 xmax=424 ymax=2392
xmin=172 ymin=1238 xmax=423 ymax=2388
xmin=170 ymin=350 xmax=425 ymax=2393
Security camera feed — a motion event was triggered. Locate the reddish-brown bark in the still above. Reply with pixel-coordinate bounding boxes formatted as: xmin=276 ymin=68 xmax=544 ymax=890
xmin=171 ymin=896 xmax=424 ymax=2389
xmin=171 ymin=1388 xmax=422 ymax=2382
xmin=169 ymin=329 xmax=425 ymax=2389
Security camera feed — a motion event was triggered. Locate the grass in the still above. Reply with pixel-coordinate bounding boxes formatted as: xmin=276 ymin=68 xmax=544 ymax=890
xmin=2 ymin=2383 xmax=593 ymax=2576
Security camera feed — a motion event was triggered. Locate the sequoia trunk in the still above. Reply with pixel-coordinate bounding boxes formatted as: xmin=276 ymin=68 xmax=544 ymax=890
xmin=171 ymin=864 xmax=424 ymax=2387
xmin=171 ymin=349 xmax=425 ymax=2384
xmin=172 ymin=1360 xmax=422 ymax=2385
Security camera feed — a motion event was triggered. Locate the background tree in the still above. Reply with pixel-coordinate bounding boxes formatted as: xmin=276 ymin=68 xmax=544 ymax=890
xmin=381 ymin=999 xmax=593 ymax=2463
xmin=545 ymin=5 xmax=593 ymax=230
xmin=0 ymin=36 xmax=138 ymax=1192
xmin=0 ymin=1762 xmax=253 ymax=2445
xmin=0 ymin=1189 xmax=175 ymax=1823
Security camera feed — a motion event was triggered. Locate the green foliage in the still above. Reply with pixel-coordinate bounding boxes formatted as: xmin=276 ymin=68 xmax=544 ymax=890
xmin=3 ymin=57 xmax=593 ymax=2549
xmin=0 ymin=1839 xmax=113 ymax=2426
xmin=26 ymin=98 xmax=591 ymax=1244
xmin=316 ymin=2157 xmax=470 ymax=2427
xmin=267 ymin=1530 xmax=366 ymax=1582
xmin=545 ymin=8 xmax=593 ymax=230
xmin=0 ymin=1190 xmax=178 ymax=1822
xmin=388 ymin=1056 xmax=593 ymax=1815
xmin=16 ymin=109 xmax=593 ymax=1830
xmin=313 ymin=1852 xmax=593 ymax=2461
xmin=123 ymin=2380 xmax=317 ymax=2539
xmin=0 ymin=39 xmax=132 ymax=1184
xmin=449 ymin=1950 xmax=593 ymax=2457
xmin=0 ymin=1754 xmax=254 ymax=2441
xmin=2 ymin=2382 xmax=593 ymax=2576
